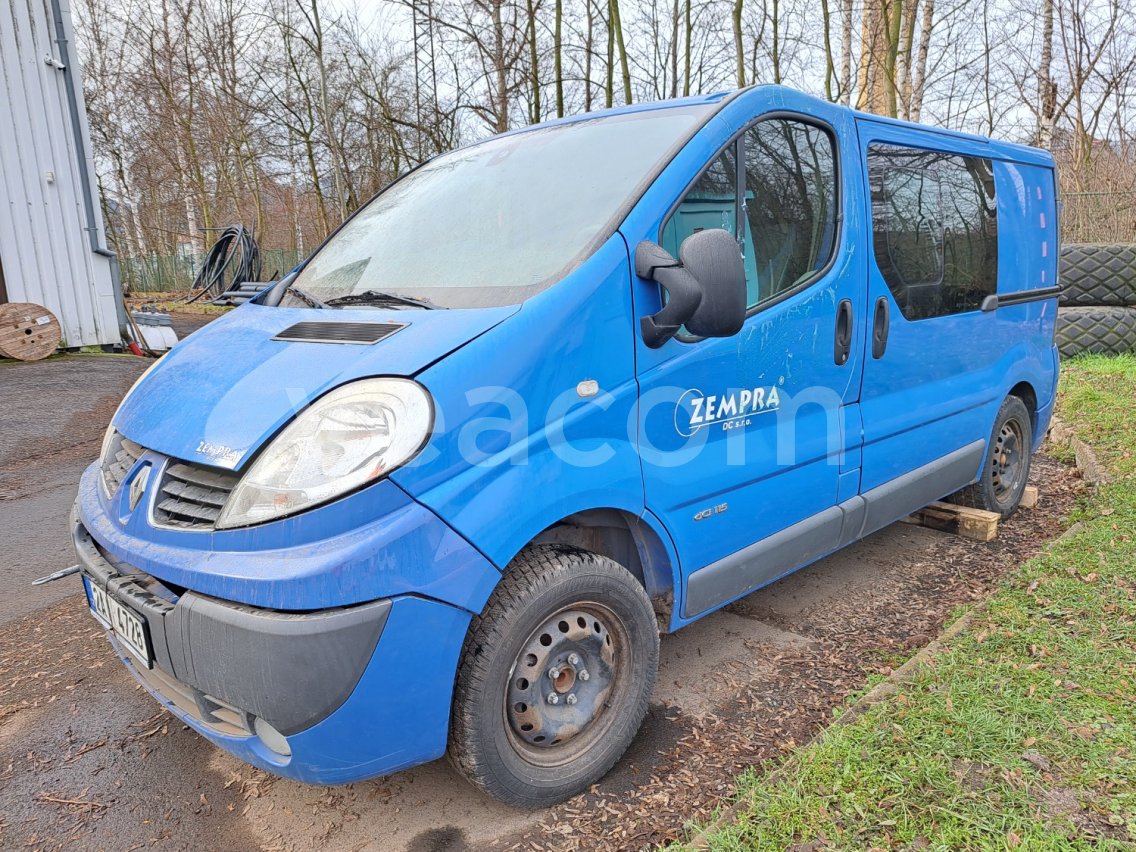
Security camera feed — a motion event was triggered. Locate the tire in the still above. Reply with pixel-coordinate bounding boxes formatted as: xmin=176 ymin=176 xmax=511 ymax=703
xmin=448 ymin=545 xmax=659 ymax=808
xmin=1059 ymin=244 xmax=1136 ymax=307
xmin=1056 ymin=306 xmax=1136 ymax=358
xmin=950 ymin=395 xmax=1033 ymax=518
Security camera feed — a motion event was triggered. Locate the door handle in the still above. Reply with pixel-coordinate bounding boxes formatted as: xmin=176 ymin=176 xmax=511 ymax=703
xmin=834 ymin=299 xmax=853 ymax=366
xmin=872 ymin=296 xmax=891 ymax=359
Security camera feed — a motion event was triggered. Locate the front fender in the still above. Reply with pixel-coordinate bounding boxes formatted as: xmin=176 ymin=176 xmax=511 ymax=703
xmin=393 ymin=236 xmax=646 ymax=571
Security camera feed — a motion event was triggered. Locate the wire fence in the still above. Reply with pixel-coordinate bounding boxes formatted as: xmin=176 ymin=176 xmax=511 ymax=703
xmin=1062 ymin=191 xmax=1136 ymax=245
xmin=121 ymin=248 xmax=304 ymax=293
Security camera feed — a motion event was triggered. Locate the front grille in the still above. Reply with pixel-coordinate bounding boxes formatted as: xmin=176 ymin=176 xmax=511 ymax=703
xmin=153 ymin=462 xmax=239 ymax=529
xmin=101 ymin=434 xmax=143 ymax=495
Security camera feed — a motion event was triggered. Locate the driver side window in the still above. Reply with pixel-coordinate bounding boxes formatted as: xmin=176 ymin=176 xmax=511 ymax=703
xmin=742 ymin=119 xmax=838 ymax=307
xmin=660 ymin=147 xmax=739 ymax=260
xmin=661 ymin=117 xmax=838 ymax=313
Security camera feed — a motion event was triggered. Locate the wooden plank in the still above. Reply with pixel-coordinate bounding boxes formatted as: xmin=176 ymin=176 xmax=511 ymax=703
xmin=903 ymin=501 xmax=1001 ymax=542
xmin=1020 ymin=485 xmax=1039 ymax=509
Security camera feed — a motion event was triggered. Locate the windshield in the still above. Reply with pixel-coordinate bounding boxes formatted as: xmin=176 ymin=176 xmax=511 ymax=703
xmin=287 ymin=106 xmax=710 ymax=309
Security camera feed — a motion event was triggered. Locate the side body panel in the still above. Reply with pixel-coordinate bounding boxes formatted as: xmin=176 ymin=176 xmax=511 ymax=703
xmin=855 ymin=119 xmax=1060 ymax=501
xmin=992 ymin=159 xmax=1062 ymax=443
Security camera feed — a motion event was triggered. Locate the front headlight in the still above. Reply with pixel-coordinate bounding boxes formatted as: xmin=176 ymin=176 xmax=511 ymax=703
xmin=216 ymin=378 xmax=433 ymax=529
xmin=98 ymin=424 xmax=120 ymax=496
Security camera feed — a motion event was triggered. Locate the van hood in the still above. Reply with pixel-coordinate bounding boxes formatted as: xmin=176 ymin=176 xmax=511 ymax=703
xmin=113 ymin=303 xmax=517 ymax=469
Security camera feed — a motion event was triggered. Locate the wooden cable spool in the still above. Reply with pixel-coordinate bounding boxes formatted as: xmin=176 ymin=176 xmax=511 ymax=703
xmin=0 ymin=302 xmax=63 ymax=361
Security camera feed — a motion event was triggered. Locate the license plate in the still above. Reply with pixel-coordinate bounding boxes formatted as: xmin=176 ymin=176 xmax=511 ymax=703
xmin=83 ymin=576 xmax=153 ymax=667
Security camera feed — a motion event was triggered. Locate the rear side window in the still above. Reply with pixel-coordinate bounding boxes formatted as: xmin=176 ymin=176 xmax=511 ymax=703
xmin=868 ymin=144 xmax=998 ymax=320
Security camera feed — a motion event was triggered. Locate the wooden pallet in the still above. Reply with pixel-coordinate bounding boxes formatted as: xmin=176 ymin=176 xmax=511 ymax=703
xmin=903 ymin=501 xmax=1002 ymax=542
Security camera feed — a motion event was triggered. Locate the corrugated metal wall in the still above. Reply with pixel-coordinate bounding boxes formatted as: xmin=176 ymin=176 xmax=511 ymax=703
xmin=0 ymin=0 xmax=122 ymax=348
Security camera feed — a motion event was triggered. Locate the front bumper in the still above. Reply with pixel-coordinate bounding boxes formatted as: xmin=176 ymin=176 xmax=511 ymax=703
xmin=74 ymin=515 xmax=475 ymax=783
xmin=73 ymin=439 xmax=503 ymax=784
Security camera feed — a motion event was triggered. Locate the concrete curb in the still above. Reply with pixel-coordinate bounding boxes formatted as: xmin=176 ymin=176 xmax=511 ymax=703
xmin=1071 ymin=437 xmax=1111 ymax=485
xmin=684 ymin=433 xmax=1095 ymax=850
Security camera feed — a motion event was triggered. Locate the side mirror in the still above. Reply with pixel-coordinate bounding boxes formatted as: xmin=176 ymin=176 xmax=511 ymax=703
xmin=636 ymin=229 xmax=747 ymax=348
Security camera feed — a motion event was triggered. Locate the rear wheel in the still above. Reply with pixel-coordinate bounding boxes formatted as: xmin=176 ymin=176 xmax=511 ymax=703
xmin=448 ymin=545 xmax=659 ymax=808
xmin=951 ymin=395 xmax=1033 ymax=518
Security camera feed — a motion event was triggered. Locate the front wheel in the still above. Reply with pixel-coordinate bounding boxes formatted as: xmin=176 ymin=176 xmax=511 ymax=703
xmin=448 ymin=545 xmax=659 ymax=808
xmin=952 ymin=395 xmax=1033 ymax=518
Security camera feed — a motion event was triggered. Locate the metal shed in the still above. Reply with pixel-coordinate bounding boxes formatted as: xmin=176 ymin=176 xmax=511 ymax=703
xmin=0 ymin=0 xmax=125 ymax=349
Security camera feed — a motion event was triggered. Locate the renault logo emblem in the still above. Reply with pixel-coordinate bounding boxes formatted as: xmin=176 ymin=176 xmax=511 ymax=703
xmin=128 ymin=467 xmax=150 ymax=511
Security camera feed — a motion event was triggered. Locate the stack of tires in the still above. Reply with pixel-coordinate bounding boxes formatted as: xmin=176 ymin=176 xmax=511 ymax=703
xmin=1057 ymin=244 xmax=1136 ymax=358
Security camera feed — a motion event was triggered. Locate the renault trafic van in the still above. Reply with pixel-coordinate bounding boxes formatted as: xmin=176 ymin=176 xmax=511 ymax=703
xmin=73 ymin=85 xmax=1061 ymax=807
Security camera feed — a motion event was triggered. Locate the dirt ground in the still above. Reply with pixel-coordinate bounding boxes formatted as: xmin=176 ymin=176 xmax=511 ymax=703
xmin=0 ymin=350 xmax=1083 ymax=851
xmin=0 ymin=355 xmax=147 ymax=625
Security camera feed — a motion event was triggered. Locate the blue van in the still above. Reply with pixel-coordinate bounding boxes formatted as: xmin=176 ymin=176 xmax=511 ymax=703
xmin=74 ymin=85 xmax=1060 ymax=807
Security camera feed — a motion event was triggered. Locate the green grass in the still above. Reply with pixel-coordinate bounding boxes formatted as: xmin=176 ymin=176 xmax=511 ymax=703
xmin=679 ymin=354 xmax=1136 ymax=851
xmin=127 ymin=292 xmax=233 ymax=315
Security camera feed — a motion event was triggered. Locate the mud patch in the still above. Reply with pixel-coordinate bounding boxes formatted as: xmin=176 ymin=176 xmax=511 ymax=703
xmin=406 ymin=826 xmax=473 ymax=852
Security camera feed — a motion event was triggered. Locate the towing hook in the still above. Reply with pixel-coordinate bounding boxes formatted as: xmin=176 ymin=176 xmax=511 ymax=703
xmin=32 ymin=564 xmax=81 ymax=586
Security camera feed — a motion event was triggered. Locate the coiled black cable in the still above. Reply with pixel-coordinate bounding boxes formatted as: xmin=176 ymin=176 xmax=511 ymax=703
xmin=186 ymin=225 xmax=262 ymax=303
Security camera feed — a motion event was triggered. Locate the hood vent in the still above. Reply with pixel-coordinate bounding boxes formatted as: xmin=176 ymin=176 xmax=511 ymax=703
xmin=273 ymin=321 xmax=406 ymax=345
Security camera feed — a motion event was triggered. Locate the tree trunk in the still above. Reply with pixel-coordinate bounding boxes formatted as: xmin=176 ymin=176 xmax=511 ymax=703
xmin=821 ymin=0 xmax=836 ymax=100
xmin=492 ymin=0 xmax=510 ymax=131
xmin=669 ymin=0 xmax=680 ymax=98
xmin=733 ymin=0 xmax=746 ymax=87
xmin=605 ymin=0 xmax=614 ymax=108
xmin=910 ymin=0 xmax=934 ymax=122
xmin=884 ymin=0 xmax=903 ymax=117
xmin=584 ymin=0 xmax=594 ymax=111
xmin=527 ymin=0 xmax=541 ymax=123
xmin=855 ymin=2 xmax=875 ymax=109
xmin=896 ymin=0 xmax=918 ymax=119
xmin=1038 ymin=0 xmax=1055 ymax=147
xmin=683 ymin=0 xmax=692 ymax=96
xmin=610 ymin=0 xmax=632 ymax=104
xmin=307 ymin=0 xmax=347 ymax=223
xmin=175 ymin=143 xmax=202 ymax=262
xmin=555 ymin=0 xmax=564 ymax=117
xmin=839 ymin=0 xmax=853 ymax=104
xmin=771 ymin=0 xmax=782 ymax=84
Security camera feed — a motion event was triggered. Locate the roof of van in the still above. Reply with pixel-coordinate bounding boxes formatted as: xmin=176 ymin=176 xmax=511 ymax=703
xmin=848 ymin=104 xmax=1054 ymax=167
xmin=510 ymin=84 xmax=1053 ymax=168
xmin=465 ymin=85 xmax=1049 ymax=168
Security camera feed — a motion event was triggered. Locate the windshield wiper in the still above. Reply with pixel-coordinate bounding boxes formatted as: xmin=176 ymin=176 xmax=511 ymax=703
xmin=324 ymin=290 xmax=439 ymax=310
xmin=288 ymin=284 xmax=328 ymax=309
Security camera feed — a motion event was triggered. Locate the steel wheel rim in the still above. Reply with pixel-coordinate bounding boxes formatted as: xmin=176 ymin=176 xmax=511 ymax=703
xmin=503 ymin=601 xmax=630 ymax=768
xmin=991 ymin=417 xmax=1027 ymax=502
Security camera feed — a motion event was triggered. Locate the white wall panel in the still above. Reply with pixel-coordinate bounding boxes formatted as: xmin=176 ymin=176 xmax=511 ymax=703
xmin=0 ymin=0 xmax=121 ymax=348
